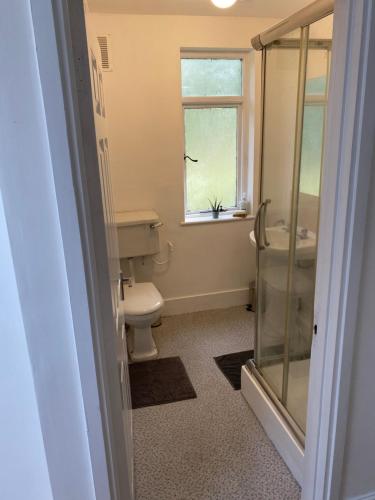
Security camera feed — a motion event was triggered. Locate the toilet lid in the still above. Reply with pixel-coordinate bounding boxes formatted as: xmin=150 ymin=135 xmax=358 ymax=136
xmin=123 ymin=282 xmax=164 ymax=316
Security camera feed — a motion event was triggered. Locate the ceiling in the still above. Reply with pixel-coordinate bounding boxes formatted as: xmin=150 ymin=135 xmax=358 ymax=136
xmin=88 ymin=0 xmax=312 ymax=18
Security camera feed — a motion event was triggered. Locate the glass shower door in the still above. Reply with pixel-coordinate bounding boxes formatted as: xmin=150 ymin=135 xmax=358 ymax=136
xmin=256 ymin=29 xmax=303 ymax=402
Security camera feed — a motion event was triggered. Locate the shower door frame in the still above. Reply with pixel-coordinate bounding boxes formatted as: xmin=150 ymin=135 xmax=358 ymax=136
xmin=249 ymin=24 xmax=312 ymax=447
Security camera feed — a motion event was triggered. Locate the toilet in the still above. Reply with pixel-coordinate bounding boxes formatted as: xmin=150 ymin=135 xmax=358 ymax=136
xmin=123 ymin=282 xmax=164 ymax=361
xmin=116 ymin=210 xmax=164 ymax=362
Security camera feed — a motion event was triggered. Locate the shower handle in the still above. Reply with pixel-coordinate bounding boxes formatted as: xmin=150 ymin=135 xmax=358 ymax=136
xmin=254 ymin=199 xmax=271 ymax=250
xmin=263 ymin=199 xmax=271 ymax=247
xmin=254 ymin=201 xmax=266 ymax=250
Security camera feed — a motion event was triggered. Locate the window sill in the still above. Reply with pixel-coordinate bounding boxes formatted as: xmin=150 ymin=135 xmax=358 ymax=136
xmin=180 ymin=213 xmax=254 ymax=226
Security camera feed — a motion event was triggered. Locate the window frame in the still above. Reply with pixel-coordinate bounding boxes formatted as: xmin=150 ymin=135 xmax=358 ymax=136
xmin=180 ymin=50 xmax=251 ymax=219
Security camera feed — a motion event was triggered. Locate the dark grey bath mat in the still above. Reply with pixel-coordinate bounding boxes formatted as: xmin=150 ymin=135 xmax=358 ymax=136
xmin=214 ymin=350 xmax=254 ymax=390
xmin=129 ymin=356 xmax=197 ymax=409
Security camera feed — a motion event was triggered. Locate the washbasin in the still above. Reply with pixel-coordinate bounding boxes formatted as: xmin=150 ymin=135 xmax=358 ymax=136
xmin=249 ymin=225 xmax=316 ymax=260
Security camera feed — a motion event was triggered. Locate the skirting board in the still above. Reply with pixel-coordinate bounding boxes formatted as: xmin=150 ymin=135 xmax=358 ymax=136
xmin=241 ymin=365 xmax=304 ymax=486
xmin=163 ymin=287 xmax=250 ymax=316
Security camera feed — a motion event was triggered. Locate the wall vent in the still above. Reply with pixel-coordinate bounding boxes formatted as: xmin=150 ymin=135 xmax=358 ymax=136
xmin=97 ymin=35 xmax=113 ymax=71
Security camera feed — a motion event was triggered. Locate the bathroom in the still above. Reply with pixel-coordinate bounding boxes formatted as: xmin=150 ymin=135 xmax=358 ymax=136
xmin=5 ymin=0 xmax=375 ymax=498
xmin=84 ymin=0 xmax=332 ymax=498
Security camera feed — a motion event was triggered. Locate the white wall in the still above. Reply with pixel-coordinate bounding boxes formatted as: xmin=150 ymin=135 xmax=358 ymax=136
xmin=0 ymin=193 xmax=53 ymax=500
xmin=90 ymin=14 xmax=279 ymax=313
xmin=0 ymin=2 xmax=98 ymax=498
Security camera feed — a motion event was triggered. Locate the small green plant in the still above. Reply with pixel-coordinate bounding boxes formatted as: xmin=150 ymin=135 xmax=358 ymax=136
xmin=208 ymin=197 xmax=222 ymax=219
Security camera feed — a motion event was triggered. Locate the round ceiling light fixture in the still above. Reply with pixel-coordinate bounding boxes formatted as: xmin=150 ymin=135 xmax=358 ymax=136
xmin=211 ymin=0 xmax=238 ymax=8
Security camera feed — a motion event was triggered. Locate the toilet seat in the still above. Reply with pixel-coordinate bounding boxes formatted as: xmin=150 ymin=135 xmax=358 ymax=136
xmin=123 ymin=282 xmax=163 ymax=316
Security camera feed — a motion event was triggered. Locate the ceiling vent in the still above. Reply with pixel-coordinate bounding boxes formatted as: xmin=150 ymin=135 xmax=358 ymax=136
xmin=97 ymin=35 xmax=113 ymax=72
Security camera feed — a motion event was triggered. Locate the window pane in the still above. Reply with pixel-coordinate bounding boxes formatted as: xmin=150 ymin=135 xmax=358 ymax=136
xmin=300 ymin=105 xmax=325 ymax=196
xmin=184 ymin=107 xmax=238 ymax=212
xmin=305 ymin=49 xmax=330 ymax=96
xmin=181 ymin=59 xmax=242 ymax=97
xmin=306 ymin=75 xmax=326 ymax=95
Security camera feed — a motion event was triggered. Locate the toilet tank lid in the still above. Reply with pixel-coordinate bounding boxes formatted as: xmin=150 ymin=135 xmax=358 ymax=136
xmin=115 ymin=210 xmax=160 ymax=227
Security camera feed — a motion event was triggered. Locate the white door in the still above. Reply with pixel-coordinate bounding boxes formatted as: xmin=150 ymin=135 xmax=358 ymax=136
xmin=86 ymin=26 xmax=134 ymax=498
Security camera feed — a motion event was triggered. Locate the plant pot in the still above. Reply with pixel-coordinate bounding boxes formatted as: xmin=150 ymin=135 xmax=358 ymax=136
xmin=212 ymin=211 xmax=220 ymax=219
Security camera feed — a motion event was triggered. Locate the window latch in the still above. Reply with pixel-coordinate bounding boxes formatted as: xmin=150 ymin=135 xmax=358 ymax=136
xmin=184 ymin=154 xmax=198 ymax=163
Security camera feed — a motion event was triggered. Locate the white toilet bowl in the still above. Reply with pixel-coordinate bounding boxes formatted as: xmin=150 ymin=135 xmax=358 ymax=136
xmin=123 ymin=282 xmax=164 ymax=362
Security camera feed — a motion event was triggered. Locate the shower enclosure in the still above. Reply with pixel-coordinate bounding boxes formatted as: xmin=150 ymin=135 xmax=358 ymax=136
xmin=245 ymin=2 xmax=333 ymax=449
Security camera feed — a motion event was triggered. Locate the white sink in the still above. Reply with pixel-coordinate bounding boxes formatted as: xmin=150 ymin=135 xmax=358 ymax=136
xmin=249 ymin=225 xmax=316 ymax=260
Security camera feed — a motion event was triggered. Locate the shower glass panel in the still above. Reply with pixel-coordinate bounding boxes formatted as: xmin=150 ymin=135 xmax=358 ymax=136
xmin=284 ymin=15 xmax=333 ymax=433
xmin=254 ymin=14 xmax=333 ymax=438
xmin=256 ymin=28 xmax=302 ymax=401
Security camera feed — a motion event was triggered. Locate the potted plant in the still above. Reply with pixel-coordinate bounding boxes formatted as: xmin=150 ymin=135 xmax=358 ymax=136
xmin=209 ymin=198 xmax=222 ymax=219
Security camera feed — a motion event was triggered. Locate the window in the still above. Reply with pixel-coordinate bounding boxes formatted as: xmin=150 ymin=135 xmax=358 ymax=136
xmin=300 ymin=47 xmax=330 ymax=197
xmin=181 ymin=51 xmax=250 ymax=219
xmin=300 ymin=102 xmax=325 ymax=196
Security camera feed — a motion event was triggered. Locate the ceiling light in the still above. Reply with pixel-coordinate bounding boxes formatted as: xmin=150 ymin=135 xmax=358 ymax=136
xmin=211 ymin=0 xmax=238 ymax=8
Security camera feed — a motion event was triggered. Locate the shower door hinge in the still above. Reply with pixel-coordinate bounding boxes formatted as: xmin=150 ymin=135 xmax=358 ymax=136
xmin=313 ymin=324 xmax=318 ymax=335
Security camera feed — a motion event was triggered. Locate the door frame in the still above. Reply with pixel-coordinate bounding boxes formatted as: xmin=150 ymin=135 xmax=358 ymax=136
xmin=28 ymin=0 xmax=375 ymax=498
xmin=303 ymin=0 xmax=375 ymax=498
xmin=29 ymin=0 xmax=133 ymax=499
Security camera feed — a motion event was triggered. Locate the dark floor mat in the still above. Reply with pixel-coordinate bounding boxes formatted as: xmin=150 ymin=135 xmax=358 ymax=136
xmin=129 ymin=356 xmax=197 ymax=409
xmin=214 ymin=350 xmax=254 ymax=390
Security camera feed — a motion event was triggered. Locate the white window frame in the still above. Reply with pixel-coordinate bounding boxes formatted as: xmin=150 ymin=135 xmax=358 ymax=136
xmin=180 ymin=50 xmax=251 ymax=220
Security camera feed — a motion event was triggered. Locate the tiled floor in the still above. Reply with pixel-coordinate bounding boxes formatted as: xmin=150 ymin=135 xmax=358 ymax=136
xmin=132 ymin=306 xmax=301 ymax=500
